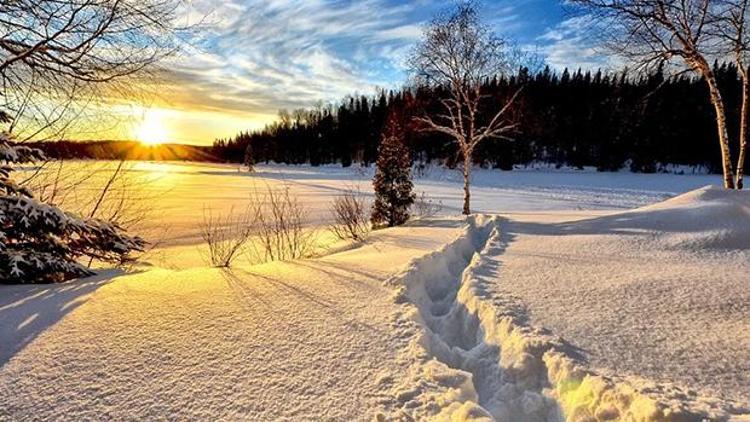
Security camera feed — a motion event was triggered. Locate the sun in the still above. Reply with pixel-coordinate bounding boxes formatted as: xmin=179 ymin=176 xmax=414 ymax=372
xmin=135 ymin=110 xmax=169 ymax=146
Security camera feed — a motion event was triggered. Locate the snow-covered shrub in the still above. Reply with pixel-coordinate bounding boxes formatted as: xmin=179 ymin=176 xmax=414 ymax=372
xmin=0 ymin=132 xmax=145 ymax=284
xmin=329 ymin=189 xmax=370 ymax=241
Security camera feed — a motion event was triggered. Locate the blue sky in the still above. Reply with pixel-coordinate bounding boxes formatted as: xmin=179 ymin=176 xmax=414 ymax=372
xmin=140 ymin=0 xmax=602 ymax=144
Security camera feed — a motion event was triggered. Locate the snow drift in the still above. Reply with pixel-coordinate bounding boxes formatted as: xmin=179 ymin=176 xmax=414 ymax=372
xmin=382 ymin=192 xmax=750 ymax=421
xmin=564 ymin=185 xmax=750 ymax=251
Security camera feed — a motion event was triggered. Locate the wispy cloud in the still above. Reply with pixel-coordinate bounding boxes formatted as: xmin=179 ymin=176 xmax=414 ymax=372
xmin=535 ymin=15 xmax=613 ymax=71
xmin=157 ymin=0 xmax=439 ymax=119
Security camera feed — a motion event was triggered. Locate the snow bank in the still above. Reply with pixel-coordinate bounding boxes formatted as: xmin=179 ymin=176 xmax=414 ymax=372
xmin=625 ymin=185 xmax=750 ymax=250
xmin=382 ymin=212 xmax=747 ymax=421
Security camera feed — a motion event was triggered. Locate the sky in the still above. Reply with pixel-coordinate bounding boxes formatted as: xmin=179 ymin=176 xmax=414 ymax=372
xmin=110 ymin=0 xmax=603 ymax=145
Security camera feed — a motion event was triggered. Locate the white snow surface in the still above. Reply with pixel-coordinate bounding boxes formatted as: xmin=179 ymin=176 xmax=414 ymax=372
xmin=18 ymin=161 xmax=718 ymax=252
xmin=3 ymin=161 xmax=749 ymax=421
xmin=487 ymin=186 xmax=750 ymax=416
xmin=381 ymin=190 xmax=750 ymax=421
xmin=0 ymin=221 xmax=464 ymax=420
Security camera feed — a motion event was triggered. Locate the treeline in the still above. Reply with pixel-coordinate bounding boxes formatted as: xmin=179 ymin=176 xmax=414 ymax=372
xmin=213 ymin=63 xmax=749 ymax=173
xmin=32 ymin=140 xmax=215 ymax=162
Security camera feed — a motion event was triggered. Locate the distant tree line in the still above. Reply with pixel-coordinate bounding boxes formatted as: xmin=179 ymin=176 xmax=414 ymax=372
xmin=31 ymin=140 xmax=214 ymax=162
xmin=212 ymin=63 xmax=750 ymax=174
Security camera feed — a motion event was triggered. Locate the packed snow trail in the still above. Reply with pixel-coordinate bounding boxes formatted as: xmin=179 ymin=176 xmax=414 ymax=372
xmin=381 ymin=214 xmax=747 ymax=421
xmin=0 ymin=222 xmax=463 ymax=420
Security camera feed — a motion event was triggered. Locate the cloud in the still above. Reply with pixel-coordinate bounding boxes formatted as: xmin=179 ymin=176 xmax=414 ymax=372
xmin=535 ymin=15 xmax=613 ymax=71
xmin=154 ymin=0 xmax=442 ymax=122
xmin=125 ymin=0 xmax=614 ymax=144
xmin=158 ymin=1 xmax=549 ymax=119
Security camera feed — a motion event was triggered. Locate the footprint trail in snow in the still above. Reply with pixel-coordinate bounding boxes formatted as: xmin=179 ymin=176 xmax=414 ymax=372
xmin=382 ymin=215 xmax=743 ymax=421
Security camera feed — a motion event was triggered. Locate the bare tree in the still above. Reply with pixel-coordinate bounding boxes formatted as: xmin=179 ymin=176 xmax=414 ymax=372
xmin=409 ymin=2 xmax=521 ymax=215
xmin=571 ymin=0 xmax=739 ymax=188
xmin=713 ymin=0 xmax=750 ymax=188
xmin=21 ymin=159 xmax=157 ymax=231
xmin=0 ymin=0 xmax=189 ymax=140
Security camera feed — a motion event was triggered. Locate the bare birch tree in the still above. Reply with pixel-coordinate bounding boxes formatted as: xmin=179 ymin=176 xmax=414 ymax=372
xmin=409 ymin=2 xmax=521 ymax=215
xmin=0 ymin=0 xmax=189 ymax=140
xmin=571 ymin=0 xmax=738 ymax=188
xmin=713 ymin=0 xmax=750 ymax=189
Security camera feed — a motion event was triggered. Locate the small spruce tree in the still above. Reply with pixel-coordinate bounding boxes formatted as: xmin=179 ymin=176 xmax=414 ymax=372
xmin=371 ymin=115 xmax=415 ymax=228
xmin=0 ymin=115 xmax=145 ymax=284
xmin=244 ymin=140 xmax=255 ymax=172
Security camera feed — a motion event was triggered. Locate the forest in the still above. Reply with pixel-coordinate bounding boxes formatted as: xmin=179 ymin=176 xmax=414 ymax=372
xmin=210 ymin=63 xmax=747 ymax=174
xmin=30 ymin=63 xmax=748 ymax=174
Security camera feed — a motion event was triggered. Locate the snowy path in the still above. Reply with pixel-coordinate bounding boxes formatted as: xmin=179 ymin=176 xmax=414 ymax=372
xmin=382 ymin=210 xmax=749 ymax=420
xmin=381 ymin=217 xmax=565 ymax=420
xmin=0 ymin=222 xmax=462 ymax=420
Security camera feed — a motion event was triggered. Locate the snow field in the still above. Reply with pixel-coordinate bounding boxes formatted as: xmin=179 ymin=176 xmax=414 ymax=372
xmin=19 ymin=161 xmax=721 ymax=252
xmin=0 ymin=222 xmax=464 ymax=420
xmin=5 ymin=161 xmax=749 ymax=421
xmin=381 ymin=214 xmax=746 ymax=421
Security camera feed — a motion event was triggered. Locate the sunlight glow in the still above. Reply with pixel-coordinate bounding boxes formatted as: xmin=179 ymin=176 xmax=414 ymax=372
xmin=136 ymin=110 xmax=169 ymax=145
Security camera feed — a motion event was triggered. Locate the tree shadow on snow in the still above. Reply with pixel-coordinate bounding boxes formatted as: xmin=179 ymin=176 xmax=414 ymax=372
xmin=223 ymin=267 xmax=388 ymax=336
xmin=0 ymin=270 xmax=122 ymax=367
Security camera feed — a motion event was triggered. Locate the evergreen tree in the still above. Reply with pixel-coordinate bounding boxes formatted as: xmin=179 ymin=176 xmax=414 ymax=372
xmin=244 ymin=139 xmax=255 ymax=172
xmin=371 ymin=115 xmax=415 ymax=228
xmin=0 ymin=117 xmax=145 ymax=284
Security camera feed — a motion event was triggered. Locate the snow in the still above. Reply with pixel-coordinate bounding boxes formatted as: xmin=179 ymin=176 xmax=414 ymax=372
xmin=27 ymin=160 xmax=714 ymax=250
xmin=3 ymin=161 xmax=749 ymax=420
xmin=383 ymin=218 xmax=685 ymax=420
xmin=0 ymin=222 xmax=463 ymax=420
xmin=484 ymin=186 xmax=750 ymax=416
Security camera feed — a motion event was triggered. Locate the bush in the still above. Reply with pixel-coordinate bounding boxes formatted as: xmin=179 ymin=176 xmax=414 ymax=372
xmin=329 ymin=189 xmax=369 ymax=241
xmin=1 ymin=133 xmax=144 ymax=284
xmin=412 ymin=191 xmax=443 ymax=218
xmin=200 ymin=206 xmax=254 ymax=267
xmin=252 ymin=185 xmax=316 ymax=262
xmin=199 ymin=185 xmax=317 ymax=267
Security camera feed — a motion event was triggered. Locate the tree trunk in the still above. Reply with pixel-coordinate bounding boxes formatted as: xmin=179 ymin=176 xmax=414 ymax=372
xmin=738 ymin=68 xmax=749 ymax=190
xmin=462 ymin=150 xmax=471 ymax=215
xmin=703 ymin=70 xmax=736 ymax=189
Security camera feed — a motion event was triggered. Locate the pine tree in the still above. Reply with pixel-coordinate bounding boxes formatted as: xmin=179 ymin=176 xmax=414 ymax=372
xmin=0 ymin=116 xmax=145 ymax=284
xmin=244 ymin=140 xmax=255 ymax=172
xmin=371 ymin=115 xmax=415 ymax=228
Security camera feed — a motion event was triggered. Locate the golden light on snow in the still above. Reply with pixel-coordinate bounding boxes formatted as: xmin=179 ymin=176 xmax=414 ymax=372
xmin=135 ymin=110 xmax=169 ymax=145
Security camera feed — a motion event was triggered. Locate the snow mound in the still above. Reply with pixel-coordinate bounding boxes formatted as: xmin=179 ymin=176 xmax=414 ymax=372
xmin=381 ymin=212 xmax=748 ymax=421
xmin=564 ymin=185 xmax=750 ymax=251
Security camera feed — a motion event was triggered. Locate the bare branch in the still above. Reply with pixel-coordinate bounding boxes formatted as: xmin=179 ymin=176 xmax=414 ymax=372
xmin=0 ymin=0 xmax=192 ymax=140
xmin=409 ymin=2 xmax=523 ymax=213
